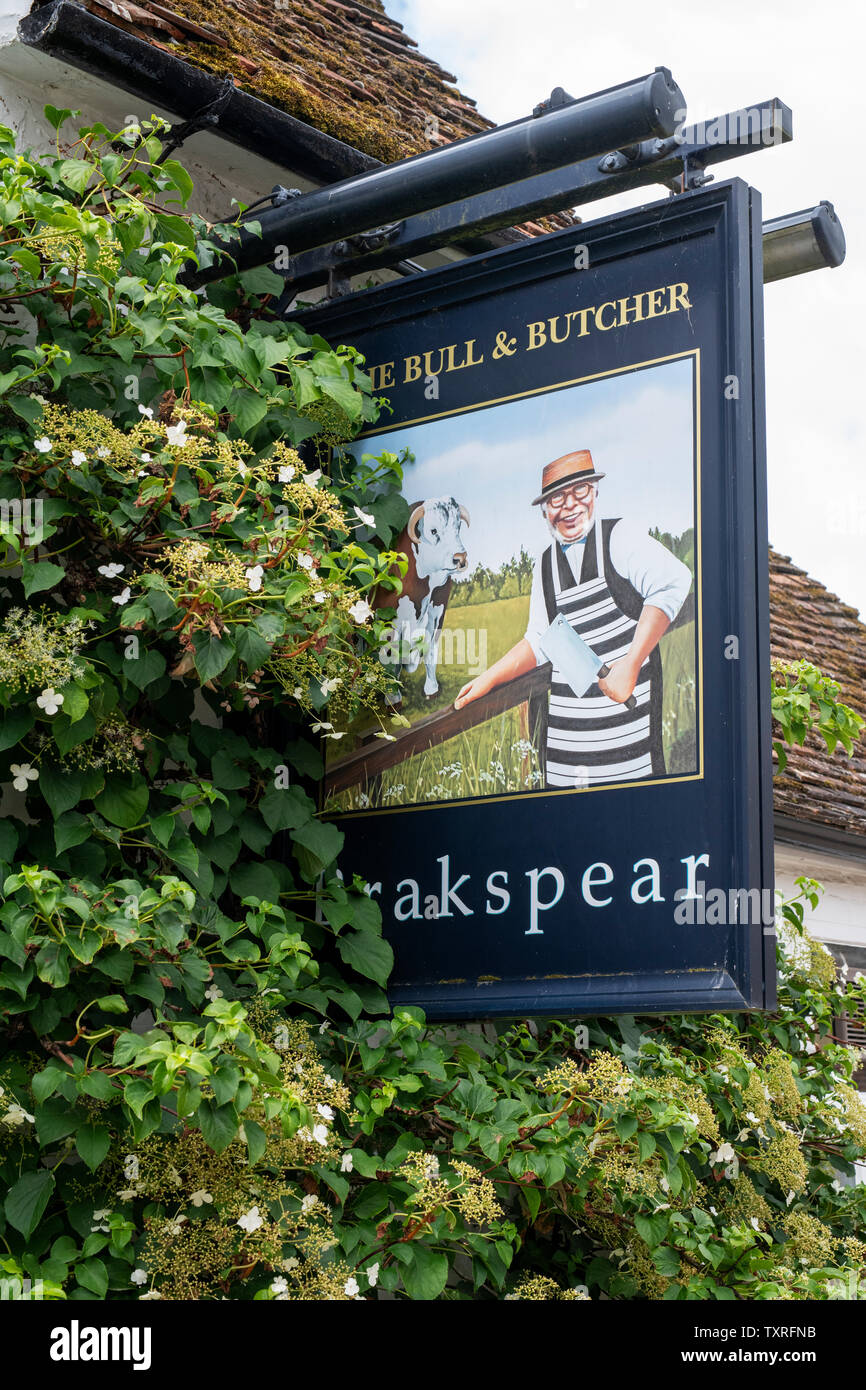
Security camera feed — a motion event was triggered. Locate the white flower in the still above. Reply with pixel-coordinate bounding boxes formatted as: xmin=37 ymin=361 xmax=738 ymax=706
xmin=3 ymin=1103 xmax=34 ymax=1126
xmin=138 ymin=405 xmax=153 ymax=419
xmin=165 ymin=421 xmax=189 ymax=448
xmin=353 ymin=506 xmax=375 ymax=527
xmin=190 ymin=1189 xmax=212 ymax=1207
xmin=278 ymin=464 xmax=295 ymax=483
xmin=304 ymin=469 xmax=322 ymax=486
xmin=317 ymin=1103 xmax=334 ymax=1122
xmin=301 ymin=1194 xmax=317 ymax=1214
xmin=341 ymin=1152 xmax=354 ymax=1173
xmin=205 ymin=984 xmax=223 ymax=1002
xmin=166 ymin=1217 xmax=187 ymax=1236
xmin=34 ymin=436 xmax=51 ymax=453
xmin=245 ymin=565 xmax=264 ymax=593
xmin=296 ymin=552 xmax=314 ymax=570
xmin=311 ymin=721 xmax=333 ymax=733
xmin=348 ymin=598 xmax=374 ymax=624
xmin=366 ymin=1262 xmax=379 ymax=1287
xmin=139 ymin=1290 xmax=162 ymax=1300
xmin=804 ymin=1041 xmax=818 ymax=1055
xmin=313 ymin=590 xmax=326 ymax=604
xmin=750 ymin=1217 xmax=760 ymax=1231
xmin=130 ymin=1268 xmax=148 ymax=1286
xmin=97 ymin=447 xmax=111 ymax=459
xmin=320 ymin=677 xmax=340 ymax=697
xmin=281 ymin=1257 xmax=300 ymax=1271
xmin=292 ymin=687 xmax=304 ymax=700
xmin=344 ymin=1276 xmax=360 ymax=1297
xmin=139 ymin=453 xmax=151 ymax=463
xmin=312 ymin=1124 xmax=329 ymax=1146
xmin=237 ymin=1206 xmax=264 ymax=1233
xmin=745 ymin=1111 xmax=760 ymax=1125
xmin=659 ymin=1174 xmax=670 ymax=1194
xmin=270 ymin=1277 xmax=288 ymax=1295
xmin=71 ymin=450 xmax=87 ymax=467
xmin=112 ymin=587 xmax=131 ymax=606
xmin=123 ymin=1154 xmax=140 ymax=1181
xmin=710 ymin=1142 xmax=735 ymax=1164
xmin=98 ymin=563 xmax=124 ymax=579
xmin=10 ymin=763 xmax=38 ymax=793
xmin=36 ymin=687 xmax=64 ymax=716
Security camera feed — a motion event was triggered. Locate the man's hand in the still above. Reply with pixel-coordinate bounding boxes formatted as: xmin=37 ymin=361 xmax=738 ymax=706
xmin=598 ymin=656 xmax=639 ymax=705
xmin=454 ymin=678 xmax=485 ymax=710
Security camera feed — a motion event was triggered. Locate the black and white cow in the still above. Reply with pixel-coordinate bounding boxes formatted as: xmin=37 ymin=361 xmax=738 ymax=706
xmin=380 ymin=496 xmax=470 ymax=697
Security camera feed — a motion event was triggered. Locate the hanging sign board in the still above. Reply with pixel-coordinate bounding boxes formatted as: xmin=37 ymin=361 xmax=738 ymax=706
xmin=302 ymin=179 xmax=776 ymax=1018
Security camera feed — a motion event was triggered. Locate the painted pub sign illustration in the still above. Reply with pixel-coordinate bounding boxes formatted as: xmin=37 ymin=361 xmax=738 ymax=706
xmin=304 ymin=179 xmax=776 ymax=1018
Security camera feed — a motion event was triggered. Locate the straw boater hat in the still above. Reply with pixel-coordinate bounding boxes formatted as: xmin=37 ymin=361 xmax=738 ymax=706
xmin=532 ymin=449 xmax=605 ymax=506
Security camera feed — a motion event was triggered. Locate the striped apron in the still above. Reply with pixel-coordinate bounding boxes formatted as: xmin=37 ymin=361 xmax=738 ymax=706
xmin=541 ymin=519 xmax=665 ymax=788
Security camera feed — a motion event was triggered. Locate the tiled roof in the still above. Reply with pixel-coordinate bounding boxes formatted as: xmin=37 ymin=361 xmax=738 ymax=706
xmin=28 ymin=0 xmax=574 ymax=232
xmin=41 ymin=0 xmax=492 ymax=160
xmin=770 ymin=547 xmax=866 ymax=843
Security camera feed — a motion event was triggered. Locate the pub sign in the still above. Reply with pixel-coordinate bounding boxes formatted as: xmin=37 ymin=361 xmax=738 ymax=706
xmin=302 ymin=179 xmax=776 ymax=1018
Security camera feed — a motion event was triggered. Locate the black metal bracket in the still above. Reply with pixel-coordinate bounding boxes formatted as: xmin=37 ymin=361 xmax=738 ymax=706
xmin=270 ymin=98 xmax=792 ymax=308
xmin=334 ymin=222 xmax=404 ymax=257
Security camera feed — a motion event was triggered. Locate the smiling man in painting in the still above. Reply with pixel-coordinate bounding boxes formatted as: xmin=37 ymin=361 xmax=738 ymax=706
xmin=454 ymin=449 xmax=692 ymax=788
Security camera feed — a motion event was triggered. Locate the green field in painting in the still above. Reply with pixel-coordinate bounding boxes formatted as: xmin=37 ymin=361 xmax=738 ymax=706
xmin=325 ymin=593 xmax=697 ymax=811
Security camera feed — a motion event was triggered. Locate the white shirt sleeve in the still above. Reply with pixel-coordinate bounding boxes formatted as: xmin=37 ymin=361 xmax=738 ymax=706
xmin=524 ymin=554 xmax=550 ymax=663
xmin=607 ymin=518 xmax=692 ymax=622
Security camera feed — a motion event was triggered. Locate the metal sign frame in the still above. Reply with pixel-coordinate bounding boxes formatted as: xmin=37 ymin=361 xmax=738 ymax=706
xmin=301 ymin=180 xmax=775 ymax=1019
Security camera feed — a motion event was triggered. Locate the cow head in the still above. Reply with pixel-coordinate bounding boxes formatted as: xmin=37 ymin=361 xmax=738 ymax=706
xmin=407 ymin=497 xmax=470 ymax=582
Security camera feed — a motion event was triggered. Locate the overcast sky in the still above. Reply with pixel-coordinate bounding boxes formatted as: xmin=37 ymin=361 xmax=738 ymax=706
xmin=394 ymin=0 xmax=865 ymax=621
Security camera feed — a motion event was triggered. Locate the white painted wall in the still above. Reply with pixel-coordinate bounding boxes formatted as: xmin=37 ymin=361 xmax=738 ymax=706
xmin=775 ymin=841 xmax=866 ymax=954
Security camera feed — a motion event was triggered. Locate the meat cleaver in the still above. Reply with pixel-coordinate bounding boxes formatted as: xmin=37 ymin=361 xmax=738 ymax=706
xmin=539 ymin=613 xmax=637 ymax=710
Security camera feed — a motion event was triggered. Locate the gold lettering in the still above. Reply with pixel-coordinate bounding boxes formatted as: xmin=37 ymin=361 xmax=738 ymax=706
xmin=403 ymin=355 xmax=422 ymax=383
xmin=617 ymin=295 xmax=645 ymax=327
xmin=644 ymin=288 xmax=667 ymax=318
xmin=368 ymin=361 xmax=394 ymax=391
xmin=668 ymin=282 xmax=692 ymax=313
xmin=464 ymin=338 xmax=484 ymax=367
xmin=572 ymin=308 xmax=592 ymax=337
xmin=423 ymin=347 xmax=446 ymax=377
xmin=594 ymin=301 xmax=617 ymax=331
xmin=527 ymin=321 xmax=547 ymax=350
xmin=548 ymin=315 xmax=572 ymax=345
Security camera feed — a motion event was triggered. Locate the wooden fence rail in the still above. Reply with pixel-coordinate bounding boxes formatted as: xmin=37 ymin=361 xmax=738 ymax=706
xmin=323 ymin=663 xmax=552 ymax=799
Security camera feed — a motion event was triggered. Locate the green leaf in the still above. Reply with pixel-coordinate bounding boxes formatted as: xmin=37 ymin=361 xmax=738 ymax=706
xmin=198 ymin=1100 xmax=238 ymax=1153
xmin=259 ymin=785 xmax=312 ymax=833
xmin=95 ymin=994 xmax=128 ymax=1014
xmin=76 ymin=1123 xmax=111 ymax=1171
xmin=230 ymin=861 xmax=280 ymax=904
xmin=94 ymin=774 xmax=149 ymax=828
xmin=400 ymin=1245 xmax=449 ymax=1301
xmin=22 ymin=560 xmax=65 ymax=597
xmin=244 ymin=1118 xmax=267 ymax=1165
xmin=5 ymin=1170 xmax=55 ymax=1238
xmin=161 ymin=158 xmax=194 ymax=204
xmin=0 ymin=709 xmax=34 ymax=751
xmin=79 ymin=1071 xmax=116 ymax=1101
xmin=291 ymin=819 xmax=343 ymax=874
xmin=337 ymin=930 xmax=393 ymax=987
xmin=193 ymin=632 xmax=235 ymax=682
xmin=39 ymin=764 xmax=83 ymax=818
xmin=228 ymin=387 xmax=268 ymax=435
xmin=58 ymin=158 xmax=93 ymax=194
xmin=60 ymin=683 xmax=89 ymax=724
xmin=635 ymin=1211 xmax=669 ymax=1248
xmin=239 ymin=265 xmax=285 ymax=295
xmin=54 ymin=811 xmax=91 ymax=855
xmin=76 ymin=1257 xmax=108 ymax=1298
xmin=123 ymin=647 xmax=166 ymax=691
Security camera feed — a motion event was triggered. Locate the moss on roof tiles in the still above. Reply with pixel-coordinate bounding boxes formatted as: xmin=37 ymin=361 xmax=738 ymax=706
xmin=141 ymin=0 xmax=492 ymax=161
